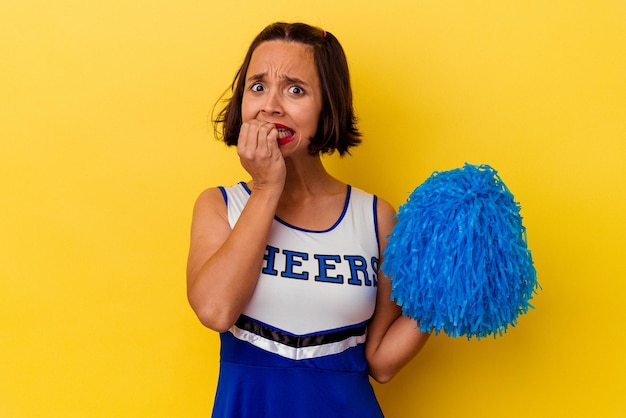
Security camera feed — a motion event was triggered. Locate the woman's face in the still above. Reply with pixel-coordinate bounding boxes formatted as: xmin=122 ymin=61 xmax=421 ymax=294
xmin=241 ymin=40 xmax=323 ymax=155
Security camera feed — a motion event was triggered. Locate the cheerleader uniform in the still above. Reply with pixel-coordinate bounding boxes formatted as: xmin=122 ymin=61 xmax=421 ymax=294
xmin=212 ymin=182 xmax=384 ymax=418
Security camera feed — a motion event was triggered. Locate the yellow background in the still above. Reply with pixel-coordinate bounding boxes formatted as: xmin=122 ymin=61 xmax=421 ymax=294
xmin=1 ymin=1 xmax=625 ymax=417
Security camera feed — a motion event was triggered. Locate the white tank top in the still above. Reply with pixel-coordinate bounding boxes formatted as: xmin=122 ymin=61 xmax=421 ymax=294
xmin=220 ymin=182 xmax=380 ymax=336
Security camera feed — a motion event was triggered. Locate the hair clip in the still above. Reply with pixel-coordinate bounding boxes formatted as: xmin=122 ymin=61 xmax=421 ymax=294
xmin=323 ymin=30 xmax=327 ymax=38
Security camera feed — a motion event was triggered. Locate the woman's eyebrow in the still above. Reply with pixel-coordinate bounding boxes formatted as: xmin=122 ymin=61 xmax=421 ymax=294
xmin=283 ymin=75 xmax=309 ymax=86
xmin=246 ymin=72 xmax=309 ymax=86
xmin=246 ymin=72 xmax=266 ymax=83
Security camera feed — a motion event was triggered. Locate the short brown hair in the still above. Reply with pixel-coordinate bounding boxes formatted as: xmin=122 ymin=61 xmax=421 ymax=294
xmin=213 ymin=22 xmax=361 ymax=156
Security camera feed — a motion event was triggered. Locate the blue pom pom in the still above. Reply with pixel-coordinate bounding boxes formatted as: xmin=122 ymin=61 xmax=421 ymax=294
xmin=382 ymin=163 xmax=539 ymax=339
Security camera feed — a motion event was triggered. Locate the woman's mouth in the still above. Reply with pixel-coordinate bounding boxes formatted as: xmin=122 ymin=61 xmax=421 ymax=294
xmin=274 ymin=124 xmax=296 ymax=146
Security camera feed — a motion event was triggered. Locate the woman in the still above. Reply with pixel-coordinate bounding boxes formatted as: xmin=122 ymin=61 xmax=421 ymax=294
xmin=187 ymin=22 xmax=429 ymax=417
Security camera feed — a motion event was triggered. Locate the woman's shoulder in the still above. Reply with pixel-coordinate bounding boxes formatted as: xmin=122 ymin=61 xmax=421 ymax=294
xmin=191 ymin=187 xmax=228 ymax=221
xmin=195 ymin=182 xmax=248 ymax=204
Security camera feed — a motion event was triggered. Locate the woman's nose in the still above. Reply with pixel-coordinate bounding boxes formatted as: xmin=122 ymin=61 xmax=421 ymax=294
xmin=261 ymin=91 xmax=283 ymax=115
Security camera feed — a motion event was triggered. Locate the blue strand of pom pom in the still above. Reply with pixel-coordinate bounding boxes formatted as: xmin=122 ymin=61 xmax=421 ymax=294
xmin=381 ymin=163 xmax=539 ymax=340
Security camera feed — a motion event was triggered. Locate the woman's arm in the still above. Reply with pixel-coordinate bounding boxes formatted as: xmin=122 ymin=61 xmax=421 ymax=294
xmin=365 ymin=198 xmax=430 ymax=383
xmin=186 ymin=186 xmax=281 ymax=332
xmin=186 ymin=120 xmax=285 ymax=332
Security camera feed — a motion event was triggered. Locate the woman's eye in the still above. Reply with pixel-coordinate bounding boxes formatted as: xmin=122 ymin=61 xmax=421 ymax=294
xmin=250 ymin=83 xmax=264 ymax=92
xmin=288 ymin=86 xmax=304 ymax=95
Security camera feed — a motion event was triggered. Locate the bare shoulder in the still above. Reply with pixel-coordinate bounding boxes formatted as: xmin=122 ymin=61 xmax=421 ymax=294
xmin=190 ymin=187 xmax=231 ymax=237
xmin=375 ymin=196 xmax=396 ymax=218
xmin=193 ymin=187 xmax=226 ymax=211
xmin=375 ymin=196 xmax=396 ymax=237
xmin=187 ymin=187 xmax=231 ymax=282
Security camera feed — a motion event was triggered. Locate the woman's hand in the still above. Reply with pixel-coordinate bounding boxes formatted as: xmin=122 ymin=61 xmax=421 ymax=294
xmin=237 ymin=120 xmax=286 ymax=193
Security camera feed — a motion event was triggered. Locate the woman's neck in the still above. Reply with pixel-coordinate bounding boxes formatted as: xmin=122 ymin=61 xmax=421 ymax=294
xmin=282 ymin=155 xmax=343 ymax=197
